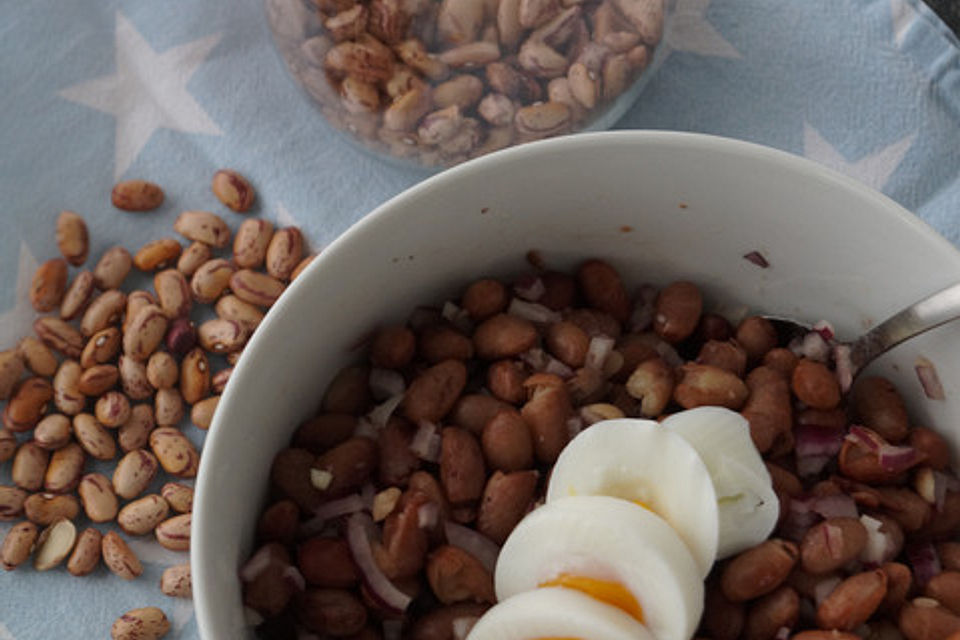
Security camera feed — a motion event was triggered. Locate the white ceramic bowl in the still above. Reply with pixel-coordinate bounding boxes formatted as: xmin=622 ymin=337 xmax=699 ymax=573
xmin=193 ymin=131 xmax=960 ymax=638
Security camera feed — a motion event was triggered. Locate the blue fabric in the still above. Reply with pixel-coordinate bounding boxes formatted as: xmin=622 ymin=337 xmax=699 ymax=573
xmin=1 ymin=0 xmax=959 ymax=637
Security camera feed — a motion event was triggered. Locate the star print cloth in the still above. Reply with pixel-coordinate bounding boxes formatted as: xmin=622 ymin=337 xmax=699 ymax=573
xmin=1 ymin=0 xmax=960 ymax=637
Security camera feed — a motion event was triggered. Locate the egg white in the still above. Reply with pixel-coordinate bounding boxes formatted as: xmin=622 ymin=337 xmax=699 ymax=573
xmin=661 ymin=406 xmax=778 ymax=558
xmin=544 ymin=418 xmax=718 ymax=576
xmin=495 ymin=495 xmax=704 ymax=640
xmin=465 ymin=587 xmax=656 ymax=640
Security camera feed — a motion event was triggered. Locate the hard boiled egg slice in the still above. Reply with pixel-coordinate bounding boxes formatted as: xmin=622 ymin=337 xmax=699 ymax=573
xmin=465 ymin=587 xmax=655 ymax=640
xmin=495 ymin=496 xmax=704 ymax=640
xmin=661 ymin=406 xmax=779 ymax=559
xmin=544 ymin=418 xmax=718 ymax=576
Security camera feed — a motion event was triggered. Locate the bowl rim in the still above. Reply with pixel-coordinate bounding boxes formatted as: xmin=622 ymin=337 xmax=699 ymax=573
xmin=192 ymin=130 xmax=960 ymax=638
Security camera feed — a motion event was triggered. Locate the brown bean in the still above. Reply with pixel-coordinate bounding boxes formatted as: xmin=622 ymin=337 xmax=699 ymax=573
xmin=483 ymin=360 xmax=524 ymax=404
xmin=56 ymin=211 xmax=89 ymax=266
xmin=30 ymin=259 xmax=69 ymax=312
xmin=296 ymin=588 xmax=368 ymax=636
xmin=481 ymin=408 xmax=535 ymax=473
xmin=925 ymin=571 xmax=960 ymax=615
xmin=117 ymin=493 xmax=170 ymax=536
xmin=179 ymin=347 xmax=210 ymax=405
xmin=735 ymin=316 xmax=778 ymax=362
xmin=212 ymin=169 xmax=255 ymax=212
xmin=816 ymin=569 xmax=887 ymax=630
xmin=256 ymin=499 xmax=299 ymax=546
xmin=762 ymin=347 xmax=799 ymax=378
xmin=545 ymin=321 xmax=590 ymax=367
xmin=403 ymin=360 xmax=467 ymax=424
xmin=378 ymin=418 xmax=420 ymax=487
xmin=702 ymin=581 xmax=745 ymax=640
xmin=743 ymin=585 xmax=799 ymax=640
xmin=837 ymin=436 xmax=907 ymax=485
xmin=653 ymin=280 xmax=703 ymax=343
xmin=426 ymin=545 xmax=495 ymax=604
xmin=882 ymin=562 xmax=913 ymax=612
xmin=265 ymin=226 xmax=304 ymax=281
xmin=939 ymin=542 xmax=960 ymax=571
xmin=18 ymin=336 xmax=58 ymax=377
xmin=228 ymin=269 xmax=285 ymax=308
xmin=440 ymin=427 xmax=486 ymax=504
xmin=408 ymin=603 xmax=490 ymax=640
xmin=66 ymin=527 xmax=102 ymax=576
xmin=898 ymin=598 xmax=960 ymax=640
xmin=473 ymin=314 xmax=538 ymax=360
xmin=625 ymin=356 xmax=675 ymax=417
xmin=160 ymin=482 xmax=194 ymax=514
xmin=4 ymin=377 xmax=54 ymax=432
xmin=419 ymin=325 xmax=474 ymax=363
xmin=909 ymin=427 xmax=951 ymax=470
xmin=476 ymin=469 xmax=538 ymax=544
xmin=721 ymin=539 xmax=799 ymax=602
xmin=2 ymin=521 xmax=38 ymax=570
xmin=565 ymin=308 xmax=622 ymax=339
xmin=233 ymin=219 xmax=274 ymax=269
xmin=155 ymin=513 xmax=191 ymax=551
xmin=521 ymin=383 xmax=571 ymax=464
xmin=292 ymin=414 xmax=356 ymax=455
xmin=577 ymin=259 xmax=630 ymax=324
xmin=741 ymin=366 xmax=792 ymax=454
xmin=243 ymin=543 xmax=297 ymax=617
xmin=52 ymin=360 xmax=85 ymax=415
xmin=451 ymin=394 xmax=512 ymax=435
xmin=313 ymin=437 xmax=379 ymax=499
xmin=12 ymin=441 xmax=50 ymax=491
xmin=214 ymin=295 xmax=264 ymax=333
xmin=370 ymin=326 xmax=416 ymax=369
xmin=461 ymin=279 xmax=508 ymax=319
xmin=271 ymin=448 xmax=323 ymax=511
xmin=853 ymin=376 xmax=910 ymax=442
xmin=792 ymin=358 xmax=841 ymax=410
xmin=800 ymin=517 xmax=868 ymax=574
xmin=697 ymin=339 xmax=748 ymax=376
xmin=298 ymin=537 xmax=360 ymax=587
xmin=674 ymin=363 xmax=749 ymax=410
xmin=190 ymin=395 xmax=218 ymax=430
xmin=877 ymin=487 xmax=932 ymax=532
xmin=322 ymin=365 xmax=372 ymax=415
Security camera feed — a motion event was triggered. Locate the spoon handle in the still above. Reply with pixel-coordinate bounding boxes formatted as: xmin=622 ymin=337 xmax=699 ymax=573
xmin=850 ymin=282 xmax=960 ymax=370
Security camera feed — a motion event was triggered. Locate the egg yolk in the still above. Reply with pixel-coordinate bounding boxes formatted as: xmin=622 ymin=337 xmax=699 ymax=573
xmin=538 ymin=574 xmax=644 ymax=623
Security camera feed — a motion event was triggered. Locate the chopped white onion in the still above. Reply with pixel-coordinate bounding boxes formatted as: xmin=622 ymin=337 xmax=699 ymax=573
xmin=520 ymin=348 xmax=549 ymax=371
xmin=566 ymin=415 xmax=585 ymax=439
xmin=452 ymin=617 xmax=479 ymax=640
xmin=812 ymin=320 xmax=835 ymax=342
xmin=298 ymin=494 xmax=367 ymax=537
xmin=442 ymin=301 xmax=474 ymax=334
xmin=833 ymin=344 xmax=854 ymax=393
xmin=346 ymin=513 xmax=412 ymax=614
xmin=310 ymin=468 xmax=333 ymax=491
xmin=367 ymin=393 xmax=406 ymax=429
xmin=915 ymin=356 xmax=946 ymax=401
xmin=906 ymin=542 xmax=942 ymax=587
xmin=283 ymin=565 xmax=306 ymax=591
xmin=370 ymin=368 xmax=406 ymax=401
xmin=813 ymin=576 xmax=842 ymax=606
xmin=629 ymin=284 xmax=658 ymax=332
xmin=443 ymin=521 xmax=500 ymax=573
xmin=410 ymin=420 xmax=442 ymax=462
xmin=810 ymin=494 xmax=858 ymax=520
xmin=361 ymin=482 xmax=377 ymax=511
xmin=353 ymin=417 xmax=379 ymax=440
xmin=239 ymin=545 xmax=274 ymax=582
xmin=418 ymin=502 xmax=440 ymax=529
xmin=513 ymin=275 xmax=545 ymax=301
xmin=792 ymin=331 xmax=831 ymax=362
xmin=859 ymin=514 xmax=895 ymax=566
xmin=585 ymin=335 xmax=615 ymax=371
xmin=507 ymin=298 xmax=562 ymax=324
xmin=243 ymin=607 xmax=265 ymax=627
xmin=543 ymin=356 xmax=574 ymax=378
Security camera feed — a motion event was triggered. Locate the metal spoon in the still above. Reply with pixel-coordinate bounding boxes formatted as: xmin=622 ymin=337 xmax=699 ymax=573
xmin=769 ymin=282 xmax=960 ymax=382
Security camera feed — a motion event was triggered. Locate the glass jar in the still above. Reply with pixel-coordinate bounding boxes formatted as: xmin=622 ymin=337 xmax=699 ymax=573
xmin=265 ymin=0 xmax=669 ymax=169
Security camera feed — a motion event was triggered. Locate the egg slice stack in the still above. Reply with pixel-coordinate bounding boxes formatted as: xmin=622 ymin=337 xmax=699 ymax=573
xmin=466 ymin=407 xmax=779 ymax=640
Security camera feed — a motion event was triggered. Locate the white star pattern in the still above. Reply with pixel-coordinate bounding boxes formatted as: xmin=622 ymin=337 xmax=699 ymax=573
xmin=59 ymin=12 xmax=223 ymax=179
xmin=803 ymin=122 xmax=916 ymax=192
xmin=891 ymin=0 xmax=918 ymax=47
xmin=277 ymin=202 xmax=300 ymax=227
xmin=664 ymin=0 xmax=741 ymax=59
xmin=0 ymin=242 xmax=39 ymax=350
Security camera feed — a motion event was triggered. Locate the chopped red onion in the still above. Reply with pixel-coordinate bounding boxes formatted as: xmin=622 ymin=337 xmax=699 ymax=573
xmin=778 ymin=497 xmax=820 ymax=542
xmin=847 ymin=426 xmax=921 ymax=473
xmin=367 ymin=393 xmax=405 ymax=429
xmin=444 ymin=521 xmax=500 ymax=573
xmin=418 ymin=502 xmax=440 ymax=529
xmin=299 ymin=494 xmax=367 ymax=537
xmin=452 ymin=617 xmax=480 ymax=640
xmin=773 ymin=628 xmax=791 ymax=640
xmin=567 ymin=415 xmax=585 ymax=439
xmin=813 ymin=576 xmax=841 ymax=606
xmin=514 ymin=275 xmax=545 ymax=301
xmin=382 ymin=620 xmax=403 ymax=640
xmin=370 ymin=368 xmax=406 ymax=401
xmin=410 ymin=420 xmax=442 ymax=462
xmin=239 ymin=545 xmax=274 ymax=582
xmin=347 ymin=513 xmax=412 ymax=614
xmin=906 ymin=542 xmax=942 ymax=588
xmin=508 ymin=298 xmax=562 ymax=324
xmin=796 ymin=425 xmax=845 ymax=458
xmin=833 ymin=344 xmax=854 ymax=393
xmin=629 ymin=284 xmax=658 ymax=332
xmin=543 ymin=356 xmax=574 ymax=379
xmin=442 ymin=301 xmax=474 ymax=334
xmin=915 ymin=357 xmax=946 ymax=401
xmin=796 ymin=454 xmax=831 ymax=477
xmin=792 ymin=331 xmax=831 ymax=363
xmin=823 ymin=522 xmax=845 ymax=560
xmin=810 ymin=494 xmax=858 ymax=520
xmin=812 ymin=320 xmax=835 ymax=342
xmin=743 ymin=250 xmax=770 ymax=268
xmin=283 ymin=565 xmax=306 ymax=591
xmin=585 ymin=335 xmax=615 ymax=371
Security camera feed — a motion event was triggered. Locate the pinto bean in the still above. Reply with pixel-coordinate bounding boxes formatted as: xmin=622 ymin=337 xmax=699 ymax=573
xmin=925 ymin=571 xmax=960 ymax=616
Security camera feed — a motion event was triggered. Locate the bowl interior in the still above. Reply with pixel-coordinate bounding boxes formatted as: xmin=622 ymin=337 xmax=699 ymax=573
xmin=193 ymin=131 xmax=960 ymax=638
